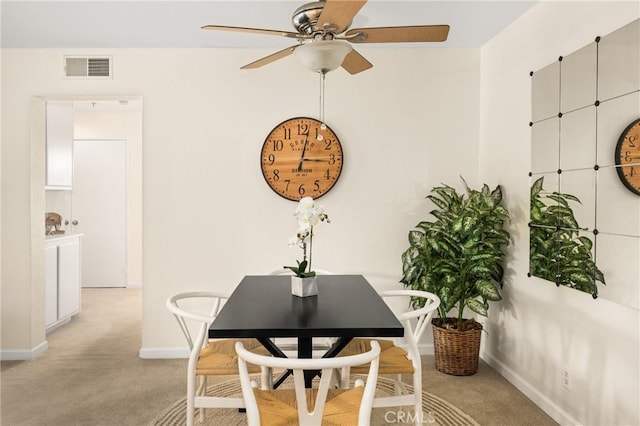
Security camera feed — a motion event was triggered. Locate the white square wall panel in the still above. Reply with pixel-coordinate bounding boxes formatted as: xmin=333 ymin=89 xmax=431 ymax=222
xmin=597 ymin=165 xmax=640 ymax=237
xmin=559 ymin=168 xmax=596 ymax=231
xmin=531 ymin=61 xmax=560 ymax=123
xmin=560 ymin=106 xmax=596 ymax=171
xmin=561 ymin=42 xmax=597 ymax=113
xmin=598 ymin=19 xmax=640 ymax=101
xmin=595 ymin=232 xmax=640 ymax=310
xmin=531 ymin=118 xmax=560 ymax=174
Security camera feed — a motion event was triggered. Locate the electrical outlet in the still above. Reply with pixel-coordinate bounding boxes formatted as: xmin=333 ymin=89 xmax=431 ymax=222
xmin=562 ymin=367 xmax=571 ymax=390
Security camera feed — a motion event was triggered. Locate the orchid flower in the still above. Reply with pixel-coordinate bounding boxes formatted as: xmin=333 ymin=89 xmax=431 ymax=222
xmin=284 ymin=197 xmax=330 ymax=278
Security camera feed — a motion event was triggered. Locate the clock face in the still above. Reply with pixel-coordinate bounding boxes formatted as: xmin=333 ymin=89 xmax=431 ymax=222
xmin=614 ymin=118 xmax=640 ymax=196
xmin=261 ymin=117 xmax=343 ymax=201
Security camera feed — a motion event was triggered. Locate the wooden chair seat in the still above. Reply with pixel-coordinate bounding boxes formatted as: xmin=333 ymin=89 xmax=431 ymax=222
xmin=338 ymin=338 xmax=414 ymax=375
xmin=236 ymin=340 xmax=381 ymax=426
xmin=252 ymin=387 xmax=365 ymax=426
xmin=197 ymin=338 xmax=269 ymax=376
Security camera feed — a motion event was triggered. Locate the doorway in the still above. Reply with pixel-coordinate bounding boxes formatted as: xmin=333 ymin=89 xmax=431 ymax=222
xmin=71 ymin=98 xmax=143 ymax=288
xmin=39 ymin=97 xmax=143 ymax=288
xmin=31 ymin=95 xmax=143 ymax=350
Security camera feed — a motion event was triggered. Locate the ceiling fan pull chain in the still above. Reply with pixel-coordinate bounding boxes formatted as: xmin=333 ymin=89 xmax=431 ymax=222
xmin=318 ymin=71 xmax=326 ymax=140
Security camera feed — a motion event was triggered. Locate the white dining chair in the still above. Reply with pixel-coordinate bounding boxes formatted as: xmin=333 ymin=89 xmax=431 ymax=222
xmin=236 ymin=340 xmax=381 ymax=426
xmin=166 ymin=291 xmax=271 ymax=426
xmin=337 ymin=290 xmax=440 ymax=425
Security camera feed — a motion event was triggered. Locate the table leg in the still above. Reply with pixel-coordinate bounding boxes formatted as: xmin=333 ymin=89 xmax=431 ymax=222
xmin=297 ymin=337 xmax=315 ymax=388
xmin=256 ymin=336 xmax=353 ymax=389
xmin=298 ymin=337 xmax=312 ymax=358
xmin=257 ymin=337 xmax=292 ymax=388
xmin=257 ymin=337 xmax=288 ymax=358
xmin=322 ymin=337 xmax=353 ymax=358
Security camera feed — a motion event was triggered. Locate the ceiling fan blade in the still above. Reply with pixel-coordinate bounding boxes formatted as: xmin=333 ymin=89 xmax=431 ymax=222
xmin=345 ymin=25 xmax=450 ymax=43
xmin=317 ymin=0 xmax=367 ymax=34
xmin=341 ymin=49 xmax=373 ymax=75
xmin=201 ymin=25 xmax=302 ymax=40
xmin=240 ymin=45 xmax=299 ymax=69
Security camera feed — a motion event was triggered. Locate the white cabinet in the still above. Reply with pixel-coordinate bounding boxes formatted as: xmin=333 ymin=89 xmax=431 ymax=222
xmin=45 ymin=235 xmax=82 ymax=331
xmin=58 ymin=239 xmax=81 ymax=319
xmin=46 ymin=101 xmax=74 ymax=189
xmin=45 ymin=245 xmax=58 ymax=326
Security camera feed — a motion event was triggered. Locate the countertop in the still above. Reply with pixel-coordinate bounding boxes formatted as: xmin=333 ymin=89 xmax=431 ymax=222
xmin=45 ymin=233 xmax=84 ymax=242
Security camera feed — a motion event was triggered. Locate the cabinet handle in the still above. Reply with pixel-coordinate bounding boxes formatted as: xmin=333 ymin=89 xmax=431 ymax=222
xmin=71 ymin=220 xmax=79 ymax=225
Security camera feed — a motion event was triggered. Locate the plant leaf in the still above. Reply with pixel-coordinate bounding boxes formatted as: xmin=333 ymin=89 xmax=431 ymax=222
xmin=476 ymin=279 xmax=502 ymax=301
xmin=408 ymin=230 xmax=425 ymax=247
xmin=466 ymin=298 xmax=488 ymax=316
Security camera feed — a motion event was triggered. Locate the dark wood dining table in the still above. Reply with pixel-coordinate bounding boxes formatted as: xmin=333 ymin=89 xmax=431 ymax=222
xmin=209 ymin=274 xmax=404 ymax=387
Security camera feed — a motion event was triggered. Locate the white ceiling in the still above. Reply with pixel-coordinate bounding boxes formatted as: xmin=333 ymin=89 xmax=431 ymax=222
xmin=1 ymin=1 xmax=537 ymax=49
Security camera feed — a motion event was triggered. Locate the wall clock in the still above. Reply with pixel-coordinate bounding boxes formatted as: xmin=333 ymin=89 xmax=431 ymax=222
xmin=261 ymin=117 xmax=343 ymax=201
xmin=614 ymin=118 xmax=640 ymax=196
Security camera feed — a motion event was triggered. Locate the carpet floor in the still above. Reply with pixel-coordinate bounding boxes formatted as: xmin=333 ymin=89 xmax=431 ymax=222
xmin=1 ymin=288 xmax=556 ymax=426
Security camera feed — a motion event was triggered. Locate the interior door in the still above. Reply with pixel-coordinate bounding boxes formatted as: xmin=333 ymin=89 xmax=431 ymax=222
xmin=72 ymin=139 xmax=127 ymax=287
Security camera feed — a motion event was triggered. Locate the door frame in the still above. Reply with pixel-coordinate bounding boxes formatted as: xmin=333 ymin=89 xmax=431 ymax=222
xmin=30 ymin=95 xmax=143 ymax=339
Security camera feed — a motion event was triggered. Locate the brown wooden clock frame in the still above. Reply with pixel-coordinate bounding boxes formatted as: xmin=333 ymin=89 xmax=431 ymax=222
xmin=260 ymin=117 xmax=343 ymax=201
xmin=614 ymin=118 xmax=640 ymax=196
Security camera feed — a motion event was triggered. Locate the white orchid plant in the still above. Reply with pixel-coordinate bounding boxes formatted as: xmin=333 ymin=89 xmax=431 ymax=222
xmin=284 ymin=197 xmax=330 ymax=278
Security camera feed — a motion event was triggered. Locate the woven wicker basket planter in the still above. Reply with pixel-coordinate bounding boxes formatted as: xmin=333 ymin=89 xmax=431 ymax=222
xmin=432 ymin=318 xmax=482 ymax=376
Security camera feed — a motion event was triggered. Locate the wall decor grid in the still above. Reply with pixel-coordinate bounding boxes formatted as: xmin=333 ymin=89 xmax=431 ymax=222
xmin=529 ymin=19 xmax=640 ymax=310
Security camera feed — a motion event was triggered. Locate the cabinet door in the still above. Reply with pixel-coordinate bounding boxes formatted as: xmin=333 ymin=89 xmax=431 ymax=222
xmin=45 ymin=244 xmax=58 ymax=326
xmin=46 ymin=101 xmax=74 ymax=188
xmin=58 ymin=238 xmax=81 ymax=319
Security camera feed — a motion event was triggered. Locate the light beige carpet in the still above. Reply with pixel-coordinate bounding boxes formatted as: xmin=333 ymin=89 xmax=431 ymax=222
xmin=151 ymin=375 xmax=479 ymax=426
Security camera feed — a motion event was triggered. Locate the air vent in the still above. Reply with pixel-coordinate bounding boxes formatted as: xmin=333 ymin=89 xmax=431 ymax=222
xmin=64 ymin=56 xmax=112 ymax=78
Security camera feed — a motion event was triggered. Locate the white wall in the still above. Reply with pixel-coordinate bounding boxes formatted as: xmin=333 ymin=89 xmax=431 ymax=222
xmin=479 ymin=2 xmax=639 ymax=425
xmin=0 ymin=30 xmax=3 ymax=356
xmin=0 ymin=48 xmax=480 ymax=357
xmin=0 ymin=21 xmax=3 ymax=353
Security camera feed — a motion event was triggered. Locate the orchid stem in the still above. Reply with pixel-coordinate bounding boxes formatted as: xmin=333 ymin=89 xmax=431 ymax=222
xmin=308 ymin=229 xmax=313 ymax=274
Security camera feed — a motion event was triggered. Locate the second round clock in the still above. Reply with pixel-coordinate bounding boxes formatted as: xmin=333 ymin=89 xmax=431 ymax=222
xmin=260 ymin=117 xmax=343 ymax=201
xmin=615 ymin=118 xmax=640 ymax=196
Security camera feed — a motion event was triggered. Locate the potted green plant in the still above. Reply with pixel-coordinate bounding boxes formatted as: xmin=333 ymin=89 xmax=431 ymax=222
xmin=400 ymin=178 xmax=510 ymax=375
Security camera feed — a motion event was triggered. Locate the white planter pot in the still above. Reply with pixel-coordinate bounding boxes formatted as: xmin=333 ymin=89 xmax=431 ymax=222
xmin=291 ymin=276 xmax=318 ymax=297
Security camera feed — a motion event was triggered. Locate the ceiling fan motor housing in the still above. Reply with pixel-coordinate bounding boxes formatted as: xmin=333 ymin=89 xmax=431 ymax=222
xmin=292 ymin=1 xmax=350 ymax=36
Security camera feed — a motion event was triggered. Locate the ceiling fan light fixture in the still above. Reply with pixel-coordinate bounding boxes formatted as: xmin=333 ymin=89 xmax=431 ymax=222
xmin=294 ymin=40 xmax=352 ymax=73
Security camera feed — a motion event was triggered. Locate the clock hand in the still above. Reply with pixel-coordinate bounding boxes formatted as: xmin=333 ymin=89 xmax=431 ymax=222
xmin=297 ymin=136 xmax=309 ymax=172
xmin=303 ymin=158 xmax=328 ymax=162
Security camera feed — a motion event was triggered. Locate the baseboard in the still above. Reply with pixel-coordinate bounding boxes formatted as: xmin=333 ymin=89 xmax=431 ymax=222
xmin=139 ymin=347 xmax=189 ymax=359
xmin=0 ymin=340 xmax=48 ymax=361
xmin=45 ymin=317 xmax=71 ymax=334
xmin=418 ymin=342 xmax=434 ymax=355
xmin=481 ymin=350 xmax=578 ymax=426
xmin=127 ymin=281 xmax=142 ymax=289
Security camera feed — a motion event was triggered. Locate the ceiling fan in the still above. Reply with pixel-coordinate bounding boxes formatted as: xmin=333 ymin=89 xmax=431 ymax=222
xmin=201 ymin=0 xmax=450 ymax=75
